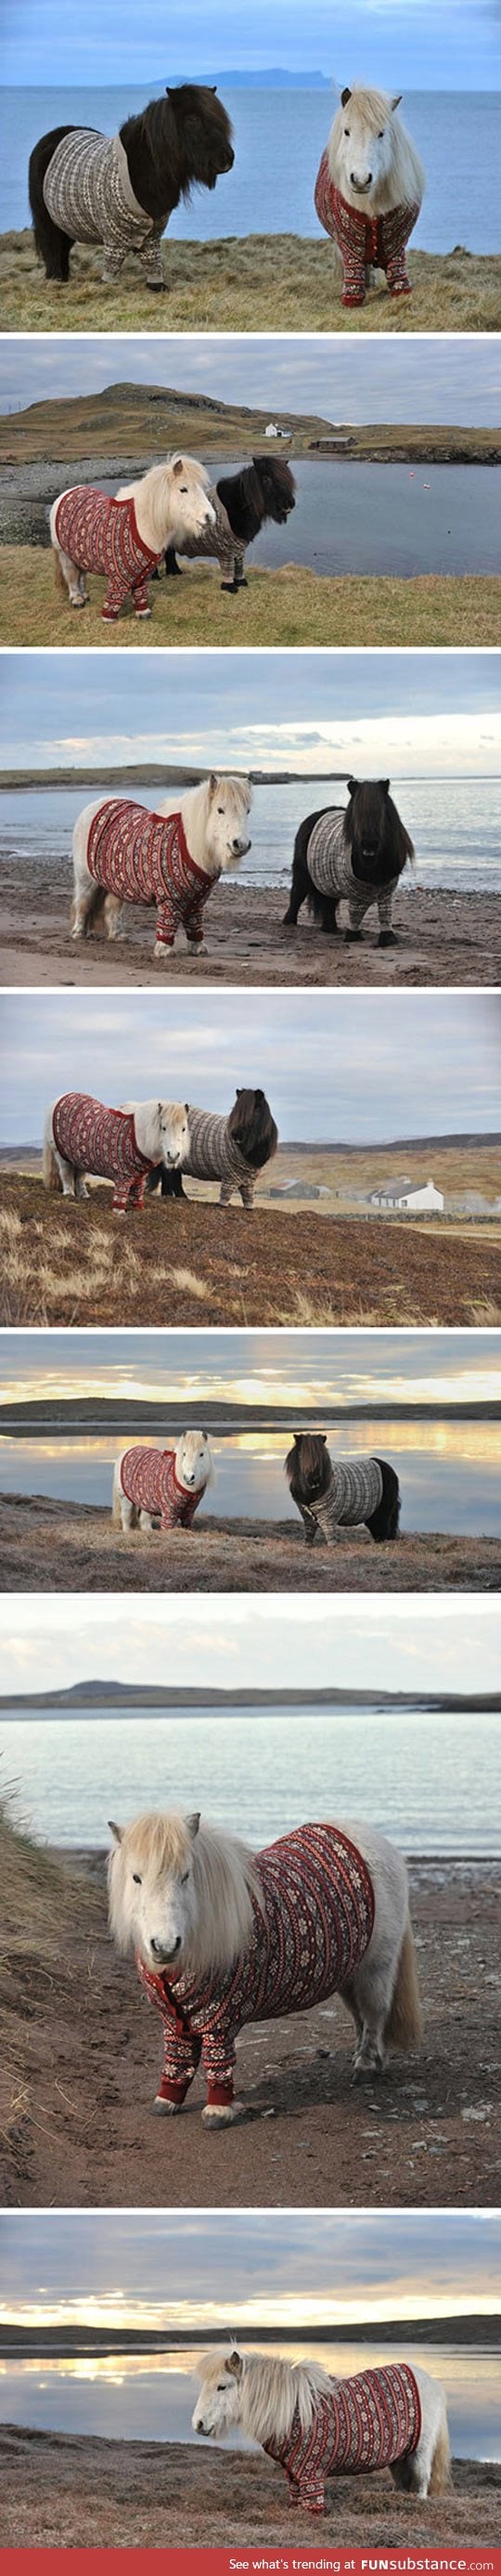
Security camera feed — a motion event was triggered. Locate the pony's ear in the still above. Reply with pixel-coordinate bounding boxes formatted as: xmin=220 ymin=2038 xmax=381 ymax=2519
xmin=340 ymin=86 xmax=352 ymax=106
xmin=292 ymin=1430 xmax=303 ymax=1444
xmin=172 ymin=456 xmax=184 ymax=478
xmin=380 ymin=778 xmax=391 ymax=795
xmin=236 ymin=1086 xmax=242 ymax=1097
xmin=391 ymin=95 xmax=403 ymax=110
xmin=347 ymin=776 xmax=358 ymax=797
xmin=186 ymin=1811 xmax=200 ymax=1839
xmin=320 ymin=1432 xmax=328 ymax=1445
xmin=226 ymin=2349 xmax=243 ymax=2378
xmin=109 ymin=1819 xmax=123 ymax=1845
xmin=209 ymin=772 xmax=218 ymax=796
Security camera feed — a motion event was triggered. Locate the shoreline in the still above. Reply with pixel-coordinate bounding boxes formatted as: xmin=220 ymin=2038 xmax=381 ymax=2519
xmin=1 ymin=874 xmax=500 ymax=988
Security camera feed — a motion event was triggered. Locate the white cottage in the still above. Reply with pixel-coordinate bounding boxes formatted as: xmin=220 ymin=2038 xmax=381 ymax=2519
xmin=371 ymin=1177 xmax=444 ymax=1214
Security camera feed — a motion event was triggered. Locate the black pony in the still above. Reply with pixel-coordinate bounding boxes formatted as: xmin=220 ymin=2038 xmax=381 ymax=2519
xmin=283 ymin=778 xmax=415 ymax=947
xmin=161 ymin=455 xmax=296 ymax=584
xmin=29 ymin=85 xmax=235 ymax=284
xmin=146 ymin=1086 xmax=278 ymax=1198
xmin=285 ymin=1433 xmax=401 ymax=1546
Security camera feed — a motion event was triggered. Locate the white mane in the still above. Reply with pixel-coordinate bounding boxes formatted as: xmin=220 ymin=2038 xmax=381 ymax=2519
xmin=108 ymin=1811 xmax=261 ymax=1977
xmin=200 ymin=2349 xmax=335 ymax=2445
xmin=328 ymin=86 xmax=425 ymax=215
xmin=121 ymin=1099 xmax=188 ymax=1164
xmin=117 ymin=455 xmax=212 ymax=553
xmin=159 ymin=774 xmax=252 ymax=876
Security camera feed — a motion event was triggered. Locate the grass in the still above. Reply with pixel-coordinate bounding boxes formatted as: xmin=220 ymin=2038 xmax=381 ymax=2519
xmin=1 ymin=231 xmax=500 ymax=333
xmin=1 ymin=549 xmax=499 ymax=648
xmin=0 ymin=1787 xmax=99 ymax=2156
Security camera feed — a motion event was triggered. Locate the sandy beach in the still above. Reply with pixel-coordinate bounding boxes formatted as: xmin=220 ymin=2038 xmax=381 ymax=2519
xmin=0 ymin=1492 xmax=498 ymax=1592
xmin=0 ymin=2428 xmax=497 ymax=2547
xmin=1 ymin=864 xmax=499 ymax=989
xmin=3 ymin=1852 xmax=500 ymax=2211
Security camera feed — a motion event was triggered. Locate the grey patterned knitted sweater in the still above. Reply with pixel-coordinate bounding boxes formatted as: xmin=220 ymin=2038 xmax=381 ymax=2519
xmin=183 ymin=1105 xmax=259 ymax=1206
xmin=173 ymin=490 xmax=245 ymax=586
xmin=43 ymin=130 xmax=163 ymax=285
xmin=308 ymin=811 xmax=399 ymax=932
xmin=305 ymin=1455 xmax=383 ymax=1539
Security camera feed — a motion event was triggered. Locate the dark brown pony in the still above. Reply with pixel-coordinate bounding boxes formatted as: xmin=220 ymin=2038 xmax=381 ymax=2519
xmin=146 ymin=1086 xmax=278 ymax=1197
xmin=284 ymin=778 xmax=415 ymax=945
xmin=161 ymin=455 xmax=296 ymax=583
xmin=285 ymin=1431 xmax=401 ymax=1544
xmin=29 ymin=85 xmax=234 ymax=283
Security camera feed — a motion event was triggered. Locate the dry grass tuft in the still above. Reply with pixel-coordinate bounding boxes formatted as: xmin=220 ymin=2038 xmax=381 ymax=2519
xmin=0 ymin=230 xmax=499 ymax=333
xmin=0 ymin=1786 xmax=99 ymax=2148
xmin=0 ymin=548 xmax=499 ymax=651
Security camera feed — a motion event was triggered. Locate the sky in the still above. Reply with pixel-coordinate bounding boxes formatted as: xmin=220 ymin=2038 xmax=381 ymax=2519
xmin=2 ymin=651 xmax=500 ymax=783
xmin=0 ymin=1593 xmax=499 ymax=1700
xmin=1 ymin=2209 xmax=499 ymax=2333
xmin=2 ymin=1327 xmax=500 ymax=1412
xmin=2 ymin=0 xmax=499 ymax=88
xmin=1 ymin=991 xmax=499 ymax=1146
xmin=2 ymin=337 xmax=499 ymax=429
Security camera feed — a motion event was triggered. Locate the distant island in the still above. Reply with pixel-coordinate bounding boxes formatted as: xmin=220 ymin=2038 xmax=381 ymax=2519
xmin=1 ymin=1681 xmax=499 ymax=1713
xmin=1 ymin=2313 xmax=498 ymax=2359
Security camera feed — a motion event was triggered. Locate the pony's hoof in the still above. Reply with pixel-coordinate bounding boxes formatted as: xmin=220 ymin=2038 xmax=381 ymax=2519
xmin=147 ymin=281 xmax=166 ymax=293
xmin=379 ymin=930 xmax=398 ymax=946
xmin=135 ymin=607 xmax=151 ymax=619
xmin=202 ymin=2098 xmax=245 ymax=2127
xmin=152 ymin=2094 xmax=184 ymax=2115
xmin=345 ymin=929 xmax=362 ymax=943
xmin=71 ymin=596 xmax=88 ymax=609
xmin=220 ymin=580 xmax=240 ymax=593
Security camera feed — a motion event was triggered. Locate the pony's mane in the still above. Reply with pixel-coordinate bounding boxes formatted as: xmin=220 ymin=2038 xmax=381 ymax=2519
xmin=227 ymin=1087 xmax=278 ymax=1171
xmin=177 ymin=1428 xmax=214 ymax=1488
xmin=343 ymin=782 xmax=415 ymax=879
xmin=216 ymin=457 xmax=296 ymax=546
xmin=120 ymin=86 xmax=234 ymax=221
xmin=121 ymin=1099 xmax=187 ymax=1159
xmin=328 ymin=87 xmax=425 ymax=211
xmin=200 ymin=2351 xmax=334 ymax=2445
xmin=118 ymin=457 xmax=209 ymax=553
xmin=285 ymin=1434 xmax=331 ymax=1503
xmin=108 ymin=1811 xmax=261 ymax=1976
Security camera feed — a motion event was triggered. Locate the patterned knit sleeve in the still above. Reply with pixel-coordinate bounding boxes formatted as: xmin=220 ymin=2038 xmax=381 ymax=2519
xmin=199 ymin=2011 xmax=238 ymax=2105
xmin=136 ymin=1957 xmax=202 ymax=2102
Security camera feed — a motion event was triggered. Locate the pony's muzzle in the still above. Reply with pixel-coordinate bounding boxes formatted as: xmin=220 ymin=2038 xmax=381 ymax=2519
xmin=233 ymin=836 xmax=251 ymax=854
xmin=351 ymin=173 xmax=372 ymax=192
xmin=149 ymin=1934 xmax=182 ymax=1962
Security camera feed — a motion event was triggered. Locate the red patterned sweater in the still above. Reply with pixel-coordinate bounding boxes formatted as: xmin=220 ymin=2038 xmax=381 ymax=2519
xmin=264 ymin=2364 xmax=422 ymax=2513
xmin=87 ymin=800 xmax=214 ymax=948
xmin=52 ymin=1091 xmax=153 ymax=1212
xmin=314 ymin=157 xmax=419 ymax=305
xmin=136 ymin=1822 xmax=375 ymax=2108
xmin=54 ymin=487 xmax=161 ymax=620
xmin=119 ymin=1444 xmax=207 ymax=1528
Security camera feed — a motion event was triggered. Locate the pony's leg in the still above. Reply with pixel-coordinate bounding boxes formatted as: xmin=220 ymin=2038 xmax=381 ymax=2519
xmin=52 ymin=1145 xmax=78 ymax=1198
xmin=219 ymin=1183 xmax=235 ymax=1207
xmin=138 ymin=1510 xmax=155 ymax=1533
xmin=234 ymin=544 xmax=248 ymax=591
xmin=349 ymin=1941 xmax=398 ymax=2076
xmin=73 ymin=1172 xmax=89 ymax=1201
xmin=103 ymin=894 xmax=123 ymax=942
xmin=345 ymin=894 xmax=369 ymax=943
xmin=378 ymin=890 xmax=398 ymax=947
xmin=138 ymin=229 xmax=165 ymax=293
xmin=239 ymin=1182 xmax=254 ymax=1210
xmin=57 ymin=546 xmax=89 ymax=608
xmin=120 ymin=1495 xmax=135 ymax=1535
xmin=101 ymin=241 xmax=127 ymax=286
xmin=131 ymin=577 xmax=151 ymax=621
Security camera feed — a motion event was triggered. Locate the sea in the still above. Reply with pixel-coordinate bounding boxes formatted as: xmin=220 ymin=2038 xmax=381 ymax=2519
xmin=1 ymin=1702 xmax=499 ymax=1854
xmin=0 ymin=2340 xmax=498 ymax=2456
xmin=0 ymin=1419 xmax=500 ymax=1531
xmin=1 ymin=775 xmax=500 ymax=893
xmin=4 ymin=463 xmax=498 ymax=580
xmin=1 ymin=88 xmax=499 ymax=253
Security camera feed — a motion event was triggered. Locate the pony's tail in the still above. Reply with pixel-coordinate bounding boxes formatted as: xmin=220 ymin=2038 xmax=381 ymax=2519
xmin=53 ymin=545 xmax=67 ymax=591
xmin=111 ymin=1462 xmax=123 ymax=1526
xmin=429 ymin=2402 xmax=452 ymax=2495
xmin=384 ymin=1918 xmax=423 ymax=2053
xmin=366 ymin=1459 xmax=400 ymax=1543
xmin=29 ymin=130 xmax=74 ymax=281
xmin=42 ymin=1116 xmax=59 ymax=1193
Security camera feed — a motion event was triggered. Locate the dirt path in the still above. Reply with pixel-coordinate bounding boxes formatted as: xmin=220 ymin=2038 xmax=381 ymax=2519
xmin=3 ymin=1861 xmax=500 ymax=2210
xmin=2 ymin=1177 xmax=499 ymax=1327
xmin=1 ymin=229 xmax=499 ymax=332
xmin=0 ymin=2431 xmax=497 ymax=2546
xmin=1 ymin=1494 xmax=498 ymax=1592
xmin=1 ymin=867 xmax=499 ymax=989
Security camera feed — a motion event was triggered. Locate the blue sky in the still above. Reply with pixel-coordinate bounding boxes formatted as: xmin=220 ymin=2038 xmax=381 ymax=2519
xmin=1 ymin=2208 xmax=499 ymax=2331
xmin=0 ymin=1593 xmax=498 ymax=1699
xmin=2 ymin=336 xmax=499 ymax=428
xmin=2 ymin=651 xmax=500 ymax=781
xmin=3 ymin=0 xmax=499 ymax=87
xmin=2 ymin=1327 xmax=499 ymax=1411
xmin=1 ymin=991 xmax=499 ymax=1145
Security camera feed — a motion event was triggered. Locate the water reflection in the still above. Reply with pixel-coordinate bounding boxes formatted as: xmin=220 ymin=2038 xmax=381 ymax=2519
xmin=1 ymin=1420 xmax=500 ymax=1533
xmin=0 ymin=2343 xmax=498 ymax=2457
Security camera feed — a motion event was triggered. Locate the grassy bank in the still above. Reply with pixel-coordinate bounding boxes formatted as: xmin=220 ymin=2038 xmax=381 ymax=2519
xmin=0 ymin=1791 xmax=99 ymax=2186
xmin=1 ymin=231 xmax=500 ymax=333
xmin=1 ymin=551 xmax=498 ymax=648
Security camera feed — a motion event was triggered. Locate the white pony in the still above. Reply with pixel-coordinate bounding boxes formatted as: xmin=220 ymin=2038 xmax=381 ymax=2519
xmin=315 ymin=86 xmax=425 ymax=306
xmin=108 ymin=1811 xmax=422 ymax=2124
xmin=192 ymin=2348 xmax=451 ymax=2509
xmin=49 ymin=456 xmax=215 ymax=618
xmin=43 ymin=1094 xmax=188 ymax=1205
xmin=112 ymin=1430 xmax=214 ymax=1533
xmin=71 ymin=774 xmax=252 ymax=956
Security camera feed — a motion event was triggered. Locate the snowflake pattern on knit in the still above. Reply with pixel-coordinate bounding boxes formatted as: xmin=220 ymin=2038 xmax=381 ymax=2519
xmin=307 ymin=810 xmax=399 ymax=934
xmin=52 ymin=1091 xmax=153 ymax=1212
xmin=54 ymin=487 xmax=161 ymax=621
xmin=119 ymin=1444 xmax=207 ymax=1528
xmin=86 ymin=800 xmax=214 ymax=947
xmin=264 ymin=2365 xmax=422 ymax=2513
xmin=136 ymin=1822 xmax=375 ymax=2107
xmin=43 ymin=128 xmax=163 ymax=284
xmin=314 ymin=156 xmax=419 ymax=304
xmin=183 ymin=1105 xmax=259 ymax=1206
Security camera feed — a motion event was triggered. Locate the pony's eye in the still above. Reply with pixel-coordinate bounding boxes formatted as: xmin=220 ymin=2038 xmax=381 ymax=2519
xmin=378 ymin=129 xmax=384 ymax=137
xmin=217 ymin=806 xmax=225 ymax=814
xmin=132 ymin=1872 xmax=142 ymax=1885
xmin=181 ymin=1870 xmax=189 ymax=1886
xmin=344 ymin=127 xmax=350 ymax=136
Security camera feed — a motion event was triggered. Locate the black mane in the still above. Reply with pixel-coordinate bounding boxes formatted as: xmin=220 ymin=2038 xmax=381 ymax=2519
xmin=285 ymin=1433 xmax=331 ymax=1503
xmin=216 ymin=456 xmax=296 ymax=547
xmin=121 ymin=84 xmax=234 ymax=223
xmin=343 ymin=777 xmax=415 ymax=888
xmin=227 ymin=1086 xmax=278 ymax=1170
